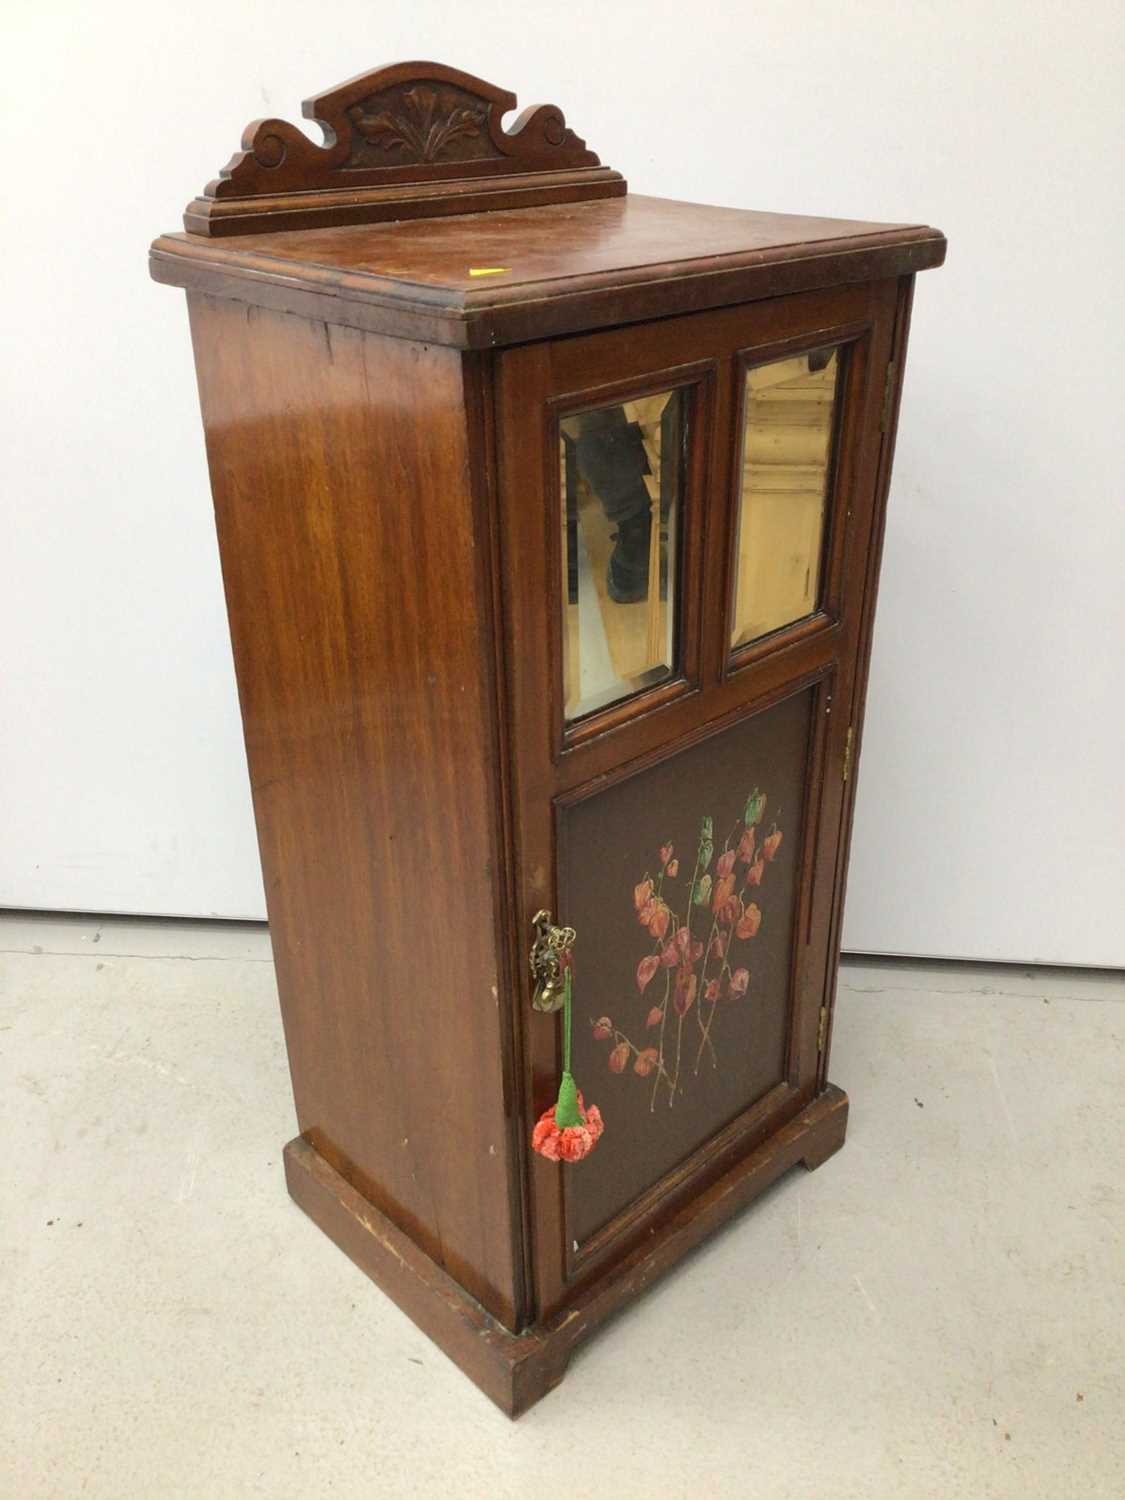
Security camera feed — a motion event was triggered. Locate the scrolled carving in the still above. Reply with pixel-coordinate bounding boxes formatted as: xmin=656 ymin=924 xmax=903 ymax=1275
xmin=507 ymin=105 xmax=572 ymax=152
xmin=248 ymin=129 xmax=289 ymax=170
xmin=238 ymin=119 xmax=334 ymax=176
xmin=185 ymin=60 xmax=625 ymax=236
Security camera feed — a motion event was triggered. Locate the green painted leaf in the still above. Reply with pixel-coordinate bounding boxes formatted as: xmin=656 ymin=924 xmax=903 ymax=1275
xmin=744 ymin=788 xmax=766 ymax=827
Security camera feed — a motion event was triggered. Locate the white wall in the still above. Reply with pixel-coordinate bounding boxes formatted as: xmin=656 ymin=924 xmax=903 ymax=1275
xmin=4 ymin=2 xmax=1123 ymax=963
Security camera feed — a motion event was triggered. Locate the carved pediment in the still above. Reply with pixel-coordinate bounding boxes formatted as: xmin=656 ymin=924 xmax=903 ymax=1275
xmin=185 ymin=61 xmax=624 ymax=236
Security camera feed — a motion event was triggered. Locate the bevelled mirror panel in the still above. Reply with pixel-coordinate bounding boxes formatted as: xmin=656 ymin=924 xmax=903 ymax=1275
xmin=731 ymin=347 xmax=841 ymax=651
xmin=560 ymin=389 xmax=686 ymax=722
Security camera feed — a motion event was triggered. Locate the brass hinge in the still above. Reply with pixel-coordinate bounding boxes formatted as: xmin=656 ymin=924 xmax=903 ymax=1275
xmin=880 ymin=360 xmax=897 ymax=432
xmin=817 ymin=1005 xmax=829 ymax=1055
xmin=842 ymin=725 xmax=855 ymax=783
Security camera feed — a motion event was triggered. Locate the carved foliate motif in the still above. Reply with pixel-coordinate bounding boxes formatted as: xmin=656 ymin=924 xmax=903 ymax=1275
xmin=346 ymin=84 xmax=491 ymax=167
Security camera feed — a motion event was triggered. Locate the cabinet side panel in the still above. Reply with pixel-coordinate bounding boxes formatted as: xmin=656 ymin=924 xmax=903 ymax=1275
xmin=186 ymin=294 xmax=520 ymax=1326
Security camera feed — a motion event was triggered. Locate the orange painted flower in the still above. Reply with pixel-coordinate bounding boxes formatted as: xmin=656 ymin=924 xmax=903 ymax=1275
xmin=735 ymin=902 xmax=762 ymax=939
xmin=746 ymin=856 xmax=765 ymax=887
xmin=729 ymin=968 xmax=749 ymax=999
xmin=673 ymin=967 xmax=698 ymax=1017
xmin=672 ymin=925 xmax=704 ymax=963
xmin=762 ymin=828 xmax=783 ymax=861
xmin=531 ymin=1094 xmax=604 ymax=1162
xmin=659 ymin=843 xmax=674 ymax=868
xmin=711 ymin=873 xmax=736 ymax=914
xmin=737 ymin=827 xmax=756 ymax=864
xmin=608 ymin=1041 xmax=630 ymax=1073
xmin=718 ymin=895 xmax=742 ymax=927
xmin=636 ymin=953 xmax=660 ymax=992
xmin=633 ymin=1047 xmax=659 ymax=1078
xmin=646 ymin=1005 xmax=664 ymax=1027
xmin=592 ymin=1016 xmax=614 ymax=1040
xmin=634 ymin=878 xmax=654 ymax=911
xmin=639 ymin=899 xmax=671 ymax=940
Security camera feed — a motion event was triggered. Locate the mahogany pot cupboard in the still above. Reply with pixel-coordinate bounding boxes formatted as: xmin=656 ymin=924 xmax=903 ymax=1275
xmin=149 ymin=60 xmax=945 ymax=1416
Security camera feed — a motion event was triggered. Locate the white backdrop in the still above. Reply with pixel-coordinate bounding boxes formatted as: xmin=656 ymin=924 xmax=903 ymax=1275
xmin=3 ymin=1 xmax=1123 ymax=963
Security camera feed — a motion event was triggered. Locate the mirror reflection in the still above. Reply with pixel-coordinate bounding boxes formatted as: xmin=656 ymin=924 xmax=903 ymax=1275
xmin=731 ymin=347 xmax=841 ymax=650
xmin=560 ymin=389 xmax=685 ymax=722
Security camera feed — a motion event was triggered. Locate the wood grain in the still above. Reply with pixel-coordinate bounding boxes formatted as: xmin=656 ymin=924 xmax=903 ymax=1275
xmin=186 ymin=294 xmax=526 ymax=1328
xmin=151 ymin=195 xmax=945 ymax=348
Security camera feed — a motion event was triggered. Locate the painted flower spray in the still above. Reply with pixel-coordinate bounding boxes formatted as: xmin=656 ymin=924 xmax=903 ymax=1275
xmin=591 ymin=784 xmax=784 ymax=1108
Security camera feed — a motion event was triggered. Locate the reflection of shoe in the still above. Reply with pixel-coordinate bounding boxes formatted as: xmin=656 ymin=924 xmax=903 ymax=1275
xmin=607 ymin=514 xmax=651 ymax=603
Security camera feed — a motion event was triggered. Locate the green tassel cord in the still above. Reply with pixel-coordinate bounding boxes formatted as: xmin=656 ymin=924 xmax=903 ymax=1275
xmin=553 ymin=969 xmax=584 ymax=1129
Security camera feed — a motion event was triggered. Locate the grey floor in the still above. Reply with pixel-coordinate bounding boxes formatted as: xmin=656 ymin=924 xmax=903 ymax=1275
xmin=3 ymin=913 xmax=1123 ymax=1499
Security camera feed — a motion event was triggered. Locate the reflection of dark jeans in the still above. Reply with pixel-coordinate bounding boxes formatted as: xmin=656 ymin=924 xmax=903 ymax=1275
xmin=564 ymin=406 xmax=673 ymax=603
xmin=569 ymin=407 xmax=652 ymax=526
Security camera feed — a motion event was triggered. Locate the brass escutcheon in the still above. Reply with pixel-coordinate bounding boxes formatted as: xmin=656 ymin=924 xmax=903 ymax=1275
xmin=529 ymin=909 xmax=576 ymax=1013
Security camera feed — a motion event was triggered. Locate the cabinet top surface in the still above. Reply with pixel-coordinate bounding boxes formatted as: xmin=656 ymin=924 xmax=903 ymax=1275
xmin=151 ymin=193 xmax=945 ymax=347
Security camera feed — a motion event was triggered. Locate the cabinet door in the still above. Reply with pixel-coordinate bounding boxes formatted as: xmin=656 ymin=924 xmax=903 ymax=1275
xmin=495 ymin=279 xmax=901 ymax=1318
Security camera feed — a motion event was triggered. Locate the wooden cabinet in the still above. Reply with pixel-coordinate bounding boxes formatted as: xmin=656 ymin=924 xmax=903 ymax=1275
xmin=150 ymin=60 xmax=944 ymax=1415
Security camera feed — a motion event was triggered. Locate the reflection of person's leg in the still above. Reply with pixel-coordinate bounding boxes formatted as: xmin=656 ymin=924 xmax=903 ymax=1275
xmin=571 ymin=408 xmax=653 ymax=604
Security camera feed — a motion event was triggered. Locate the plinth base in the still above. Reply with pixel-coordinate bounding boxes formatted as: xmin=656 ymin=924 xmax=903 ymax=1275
xmin=284 ymin=1082 xmax=848 ymax=1417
